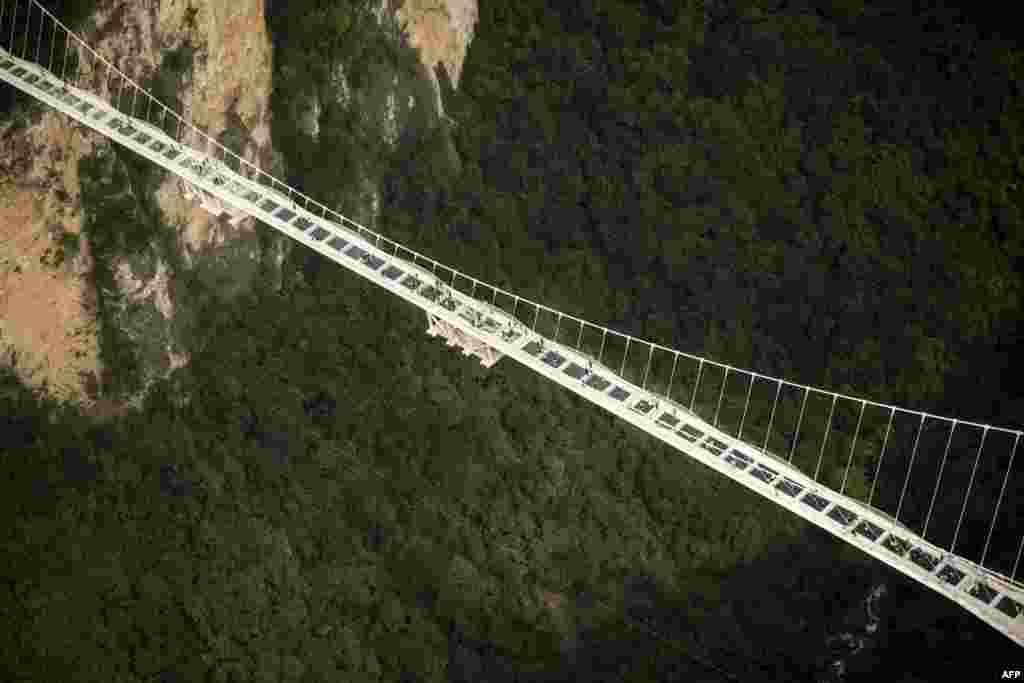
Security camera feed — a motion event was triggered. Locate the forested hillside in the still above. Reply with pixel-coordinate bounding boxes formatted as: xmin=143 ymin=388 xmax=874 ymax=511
xmin=2 ymin=1 xmax=1022 ymax=681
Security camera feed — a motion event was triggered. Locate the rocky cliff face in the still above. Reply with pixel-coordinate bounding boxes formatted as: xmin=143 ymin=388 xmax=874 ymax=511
xmin=1 ymin=0 xmax=280 ymax=414
xmin=0 ymin=111 xmax=103 ymax=407
xmin=392 ymin=0 xmax=479 ymax=115
xmin=0 ymin=0 xmax=478 ymax=414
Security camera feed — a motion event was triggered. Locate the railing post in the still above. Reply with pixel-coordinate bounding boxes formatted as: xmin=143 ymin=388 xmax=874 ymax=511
xmin=20 ymin=0 xmax=29 ymax=60
xmin=812 ymin=394 xmax=838 ymax=481
xmin=48 ymin=14 xmax=56 ymax=74
xmin=923 ymin=419 xmax=958 ymax=541
xmin=659 ymin=356 xmax=675 ymax=403
xmin=619 ymin=336 xmax=631 ymax=378
xmin=73 ymin=36 xmax=85 ymax=87
xmin=951 ymin=427 xmax=988 ymax=556
xmin=868 ymin=408 xmax=895 ymax=507
xmin=739 ymin=373 xmax=756 ymax=440
xmin=9 ymin=0 xmax=18 ymax=56
xmin=714 ymin=367 xmax=730 ymax=427
xmin=840 ymin=400 xmax=867 ymax=496
xmin=598 ymin=329 xmax=607 ymax=366
xmin=641 ymin=345 xmax=654 ymax=391
xmin=895 ymin=413 xmax=926 ymax=524
xmin=61 ymin=20 xmax=69 ymax=82
xmin=762 ymin=379 xmax=782 ymax=455
xmin=689 ymin=359 xmax=704 ymax=413
xmin=34 ymin=0 xmax=42 ymax=66
xmin=982 ymin=433 xmax=1020 ymax=569
xmin=1013 ymin=533 xmax=1024 ymax=583
xmin=96 ymin=52 xmax=107 ymax=100
xmin=788 ymin=386 xmax=810 ymax=462
xmin=554 ymin=313 xmax=562 ymax=342
xmin=532 ymin=305 xmax=541 ymax=333
xmin=96 ymin=59 xmax=105 ymax=104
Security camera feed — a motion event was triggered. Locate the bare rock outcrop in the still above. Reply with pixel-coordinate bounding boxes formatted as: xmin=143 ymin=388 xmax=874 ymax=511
xmin=0 ymin=0 xmax=279 ymax=411
xmin=0 ymin=111 xmax=102 ymax=404
xmin=392 ymin=0 xmax=479 ymax=116
xmin=82 ymin=0 xmax=278 ymax=264
xmin=1 ymin=0 xmax=479 ymax=411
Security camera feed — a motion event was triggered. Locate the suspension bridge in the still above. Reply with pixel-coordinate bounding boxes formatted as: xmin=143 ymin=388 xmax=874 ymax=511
xmin=2 ymin=0 xmax=1022 ymax=647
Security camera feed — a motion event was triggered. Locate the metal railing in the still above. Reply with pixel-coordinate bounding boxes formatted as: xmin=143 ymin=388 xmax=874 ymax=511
xmin=2 ymin=0 xmax=1022 ymax=593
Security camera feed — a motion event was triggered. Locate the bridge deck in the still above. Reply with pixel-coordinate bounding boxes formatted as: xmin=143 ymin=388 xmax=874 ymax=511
xmin=2 ymin=45 xmax=1022 ymax=646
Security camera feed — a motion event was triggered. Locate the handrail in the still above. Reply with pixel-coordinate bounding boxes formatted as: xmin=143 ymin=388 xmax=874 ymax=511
xmin=2 ymin=0 xmax=1023 ymax=644
xmin=21 ymin=0 xmax=1021 ymax=442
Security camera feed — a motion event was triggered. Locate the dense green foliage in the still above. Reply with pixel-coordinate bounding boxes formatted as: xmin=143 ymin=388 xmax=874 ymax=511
xmin=75 ymin=41 xmax=198 ymax=398
xmin=2 ymin=0 xmax=1023 ymax=681
xmin=266 ymin=0 xmax=437 ymax=218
